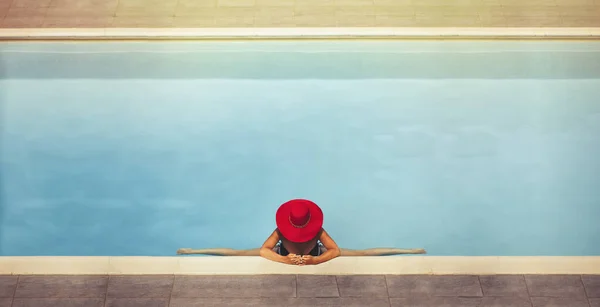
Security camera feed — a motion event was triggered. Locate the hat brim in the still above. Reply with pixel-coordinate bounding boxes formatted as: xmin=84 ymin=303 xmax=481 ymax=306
xmin=276 ymin=200 xmax=323 ymax=243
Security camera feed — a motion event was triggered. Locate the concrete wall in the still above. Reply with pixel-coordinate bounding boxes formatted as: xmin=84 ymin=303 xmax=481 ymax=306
xmin=1 ymin=0 xmax=600 ymax=28
xmin=1 ymin=42 xmax=599 ymax=256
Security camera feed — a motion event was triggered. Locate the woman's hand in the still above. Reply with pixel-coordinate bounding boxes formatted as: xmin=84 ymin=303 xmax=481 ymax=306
xmin=285 ymin=253 xmax=304 ymax=265
xmin=177 ymin=248 xmax=192 ymax=254
xmin=299 ymin=255 xmax=317 ymax=265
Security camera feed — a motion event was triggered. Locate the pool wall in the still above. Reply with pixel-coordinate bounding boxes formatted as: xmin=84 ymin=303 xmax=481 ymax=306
xmin=1 ymin=41 xmax=600 ymax=274
xmin=1 ymin=256 xmax=600 ymax=275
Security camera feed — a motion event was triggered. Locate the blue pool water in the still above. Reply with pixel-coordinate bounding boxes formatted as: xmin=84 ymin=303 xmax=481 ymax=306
xmin=1 ymin=41 xmax=599 ymax=256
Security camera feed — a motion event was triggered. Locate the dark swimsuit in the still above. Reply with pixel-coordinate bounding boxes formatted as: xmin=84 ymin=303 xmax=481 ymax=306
xmin=276 ymin=241 xmax=322 ymax=256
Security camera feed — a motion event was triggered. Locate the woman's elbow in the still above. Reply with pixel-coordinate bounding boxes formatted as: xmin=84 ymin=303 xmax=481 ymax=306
xmin=259 ymin=247 xmax=271 ymax=258
xmin=331 ymin=248 xmax=342 ymax=258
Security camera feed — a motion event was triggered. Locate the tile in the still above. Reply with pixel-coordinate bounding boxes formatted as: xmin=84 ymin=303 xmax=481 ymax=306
xmin=253 ymin=15 xmax=295 ymax=26
xmin=0 ymin=276 xmax=18 ymax=298
xmin=499 ymin=0 xmax=557 ymax=5
xmin=525 ymin=275 xmax=586 ymax=298
xmin=479 ymin=15 xmax=507 ymax=26
xmin=375 ymin=15 xmax=416 ymax=26
xmin=15 ymin=276 xmax=108 ymax=298
xmin=115 ymin=5 xmax=176 ymax=17
xmin=105 ymin=298 xmax=169 ymax=307
xmin=415 ymin=15 xmax=481 ymax=26
xmin=480 ymin=275 xmax=529 ymax=297
xmin=293 ymin=14 xmax=337 ymax=26
xmin=531 ymin=297 xmax=590 ymax=307
xmin=336 ymin=15 xmax=375 ymax=26
xmin=287 ymin=297 xmax=392 ymax=307
xmin=372 ymin=6 xmax=415 ymax=16
xmin=390 ymin=297 xmax=482 ymax=307
xmin=170 ymin=298 xmax=271 ymax=307
xmin=484 ymin=5 xmax=504 ymax=12
xmin=172 ymin=17 xmax=216 ymax=26
xmin=175 ymin=6 xmax=253 ymax=17
xmin=107 ymin=276 xmax=173 ymax=298
xmin=110 ymin=16 xmax=174 ymax=27
xmin=335 ymin=5 xmax=376 ymax=15
xmin=336 ymin=275 xmax=388 ymax=297
xmin=11 ymin=0 xmax=51 ymax=8
xmin=11 ymin=298 xmax=104 ymax=307
xmin=48 ymin=0 xmax=118 ymax=9
xmin=118 ymin=0 xmax=178 ymax=8
xmin=0 ymin=0 xmax=12 ymax=9
xmin=386 ymin=275 xmax=483 ymax=297
xmin=478 ymin=0 xmax=505 ymax=3
xmin=414 ymin=5 xmax=482 ymax=16
xmin=42 ymin=17 xmax=113 ymax=27
xmin=373 ymin=0 xmax=412 ymax=5
xmin=469 ymin=0 xmax=503 ymax=4
xmin=177 ymin=0 xmax=216 ymax=7
xmin=295 ymin=0 xmax=336 ymax=5
xmin=411 ymin=0 xmax=482 ymax=5
xmin=218 ymin=0 xmax=255 ymax=7
xmin=500 ymin=6 xmax=561 ymax=17
xmin=171 ymin=275 xmax=296 ymax=298
xmin=334 ymin=298 xmax=391 ymax=307
xmin=171 ymin=297 xmax=391 ymax=307
xmin=0 ymin=298 xmax=12 ymax=307
xmin=561 ymin=17 xmax=600 ymax=26
xmin=503 ymin=16 xmax=563 ymax=27
xmin=5 ymin=6 xmax=47 ymax=17
xmin=294 ymin=5 xmax=336 ymax=16
xmin=555 ymin=0 xmax=595 ymax=4
xmin=334 ymin=0 xmax=374 ymax=6
xmin=254 ymin=7 xmax=294 ymax=17
xmin=481 ymin=297 xmax=532 ymax=307
xmin=215 ymin=16 xmax=254 ymax=26
xmin=45 ymin=7 xmax=116 ymax=17
xmin=256 ymin=0 xmax=294 ymax=6
xmin=1 ymin=16 xmax=45 ymax=27
xmin=174 ymin=6 xmax=215 ymax=16
xmin=216 ymin=6 xmax=256 ymax=15
xmin=558 ymin=5 xmax=600 ymax=16
xmin=297 ymin=275 xmax=339 ymax=298
xmin=590 ymin=298 xmax=600 ymax=307
xmin=583 ymin=275 xmax=600 ymax=298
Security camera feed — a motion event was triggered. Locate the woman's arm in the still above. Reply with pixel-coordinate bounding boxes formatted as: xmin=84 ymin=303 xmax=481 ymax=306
xmin=259 ymin=229 xmax=296 ymax=265
xmin=340 ymin=248 xmax=426 ymax=256
xmin=177 ymin=248 xmax=260 ymax=256
xmin=308 ymin=229 xmax=341 ymax=265
xmin=176 ymin=246 xmax=426 ymax=256
xmin=177 ymin=230 xmax=298 ymax=265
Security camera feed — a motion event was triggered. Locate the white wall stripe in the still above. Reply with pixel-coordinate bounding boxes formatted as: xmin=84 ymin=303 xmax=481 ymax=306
xmin=1 ymin=27 xmax=600 ymax=39
xmin=1 ymin=256 xmax=599 ymax=275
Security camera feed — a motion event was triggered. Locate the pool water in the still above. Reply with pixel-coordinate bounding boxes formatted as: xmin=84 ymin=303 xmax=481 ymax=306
xmin=1 ymin=41 xmax=599 ymax=256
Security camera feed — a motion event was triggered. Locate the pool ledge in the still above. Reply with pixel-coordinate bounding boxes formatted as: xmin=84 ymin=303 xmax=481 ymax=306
xmin=1 ymin=256 xmax=599 ymax=275
xmin=1 ymin=27 xmax=600 ymax=40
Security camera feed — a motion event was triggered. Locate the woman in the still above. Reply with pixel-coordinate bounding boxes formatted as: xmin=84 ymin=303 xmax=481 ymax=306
xmin=177 ymin=199 xmax=426 ymax=265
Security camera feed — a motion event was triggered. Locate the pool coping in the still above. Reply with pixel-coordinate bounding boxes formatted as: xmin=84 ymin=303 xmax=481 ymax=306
xmin=1 ymin=28 xmax=599 ymax=276
xmin=1 ymin=256 xmax=599 ymax=275
xmin=1 ymin=27 xmax=600 ymax=40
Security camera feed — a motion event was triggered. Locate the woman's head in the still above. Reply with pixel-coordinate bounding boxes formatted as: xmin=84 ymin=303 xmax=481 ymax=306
xmin=276 ymin=199 xmax=323 ymax=243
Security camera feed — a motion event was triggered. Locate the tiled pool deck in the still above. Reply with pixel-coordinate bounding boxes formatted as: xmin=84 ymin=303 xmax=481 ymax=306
xmin=0 ymin=274 xmax=599 ymax=307
xmin=1 ymin=0 xmax=600 ymax=29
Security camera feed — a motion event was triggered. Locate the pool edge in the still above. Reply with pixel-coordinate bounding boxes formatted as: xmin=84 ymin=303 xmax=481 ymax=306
xmin=1 ymin=256 xmax=599 ymax=275
xmin=1 ymin=27 xmax=600 ymax=40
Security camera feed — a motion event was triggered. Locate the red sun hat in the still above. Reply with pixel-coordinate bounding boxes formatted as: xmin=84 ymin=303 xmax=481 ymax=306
xmin=276 ymin=199 xmax=324 ymax=243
